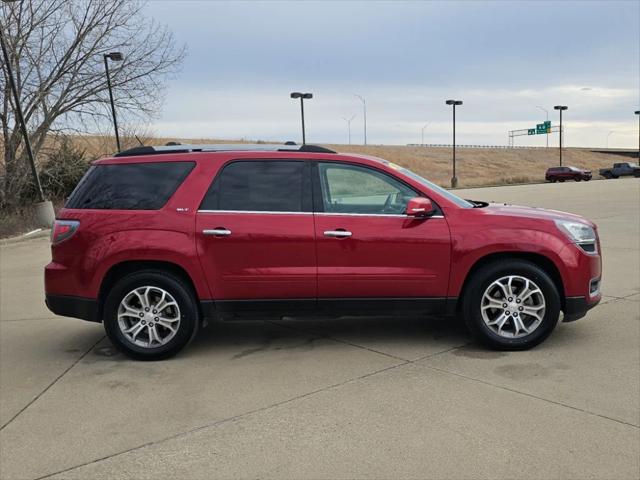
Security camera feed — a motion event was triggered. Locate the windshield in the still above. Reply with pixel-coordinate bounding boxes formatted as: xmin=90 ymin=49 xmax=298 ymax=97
xmin=394 ymin=165 xmax=473 ymax=208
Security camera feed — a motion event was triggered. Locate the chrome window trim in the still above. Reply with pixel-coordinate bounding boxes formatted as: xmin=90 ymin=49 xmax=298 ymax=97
xmin=197 ymin=209 xmax=444 ymax=219
xmin=316 ymin=212 xmax=444 ymax=218
xmin=198 ymin=209 xmax=312 ymax=215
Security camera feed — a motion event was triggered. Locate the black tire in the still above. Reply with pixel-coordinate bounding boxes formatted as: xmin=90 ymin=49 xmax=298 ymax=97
xmin=612 ymin=174 xmax=619 ymax=179
xmin=584 ymin=177 xmax=591 ymax=181
xmin=559 ymin=179 xmax=565 ymax=183
xmin=462 ymin=259 xmax=561 ymax=350
xmin=574 ymin=176 xmax=581 ymax=182
xmin=103 ymin=270 xmax=199 ymax=360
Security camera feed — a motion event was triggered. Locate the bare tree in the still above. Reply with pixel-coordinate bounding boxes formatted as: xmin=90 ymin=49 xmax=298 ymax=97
xmin=0 ymin=0 xmax=185 ymax=206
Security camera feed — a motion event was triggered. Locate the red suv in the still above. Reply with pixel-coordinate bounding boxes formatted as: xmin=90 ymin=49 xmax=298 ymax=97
xmin=546 ymin=166 xmax=592 ymax=182
xmin=45 ymin=144 xmax=602 ymax=360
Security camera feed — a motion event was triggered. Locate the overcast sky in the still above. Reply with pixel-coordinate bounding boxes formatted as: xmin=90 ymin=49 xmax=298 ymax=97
xmin=144 ymin=0 xmax=639 ymax=148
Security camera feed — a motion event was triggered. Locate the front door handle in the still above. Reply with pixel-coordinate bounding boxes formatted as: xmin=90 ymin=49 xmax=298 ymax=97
xmin=203 ymin=228 xmax=231 ymax=236
xmin=324 ymin=230 xmax=352 ymax=238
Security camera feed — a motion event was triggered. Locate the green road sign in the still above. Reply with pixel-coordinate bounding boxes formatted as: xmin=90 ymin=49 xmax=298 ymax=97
xmin=544 ymin=120 xmax=551 ymax=127
xmin=528 ymin=129 xmax=535 ymax=135
xmin=536 ymin=123 xmax=547 ymax=134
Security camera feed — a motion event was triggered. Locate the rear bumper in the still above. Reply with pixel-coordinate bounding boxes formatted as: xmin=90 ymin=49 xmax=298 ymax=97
xmin=45 ymin=294 xmax=100 ymax=323
xmin=563 ymin=295 xmax=600 ymax=322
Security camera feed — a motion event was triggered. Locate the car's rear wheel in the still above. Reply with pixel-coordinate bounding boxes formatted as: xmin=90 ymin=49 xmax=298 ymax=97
xmin=462 ymin=260 xmax=560 ymax=350
xmin=103 ymin=270 xmax=199 ymax=360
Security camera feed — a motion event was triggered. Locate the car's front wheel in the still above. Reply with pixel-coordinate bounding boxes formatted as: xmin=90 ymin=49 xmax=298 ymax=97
xmin=462 ymin=260 xmax=560 ymax=350
xmin=103 ymin=270 xmax=199 ymax=360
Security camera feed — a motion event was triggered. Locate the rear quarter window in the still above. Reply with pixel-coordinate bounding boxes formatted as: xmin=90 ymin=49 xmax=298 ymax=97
xmin=65 ymin=162 xmax=194 ymax=210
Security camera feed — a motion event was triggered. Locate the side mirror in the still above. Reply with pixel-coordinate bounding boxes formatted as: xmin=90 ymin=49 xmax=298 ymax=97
xmin=406 ymin=197 xmax=434 ymax=217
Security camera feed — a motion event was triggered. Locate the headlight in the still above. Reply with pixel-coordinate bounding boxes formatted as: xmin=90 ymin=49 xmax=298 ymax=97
xmin=555 ymin=220 xmax=597 ymax=253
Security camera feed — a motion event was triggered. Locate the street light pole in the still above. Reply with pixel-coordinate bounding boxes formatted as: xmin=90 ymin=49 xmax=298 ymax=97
xmin=536 ymin=106 xmax=549 ymax=148
xmin=342 ymin=114 xmax=356 ymax=145
xmin=554 ymin=105 xmax=568 ymax=166
xmin=355 ymin=94 xmax=367 ymax=145
xmin=446 ymin=100 xmax=463 ymax=187
xmin=290 ymin=92 xmax=313 ymax=144
xmin=606 ymin=131 xmax=614 ymax=149
xmin=421 ymin=123 xmax=429 ymax=146
xmin=635 ymin=110 xmax=640 ymax=159
xmin=102 ymin=52 xmax=124 ymax=152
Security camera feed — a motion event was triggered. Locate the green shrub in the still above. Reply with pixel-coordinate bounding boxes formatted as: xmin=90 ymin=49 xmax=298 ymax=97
xmin=39 ymin=139 xmax=91 ymax=200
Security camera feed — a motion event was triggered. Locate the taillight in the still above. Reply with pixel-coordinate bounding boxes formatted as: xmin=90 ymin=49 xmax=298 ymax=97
xmin=51 ymin=220 xmax=80 ymax=244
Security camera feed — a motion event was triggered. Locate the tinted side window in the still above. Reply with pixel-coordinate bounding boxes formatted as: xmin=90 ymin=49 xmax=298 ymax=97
xmin=318 ymin=163 xmax=417 ymax=215
xmin=200 ymin=161 xmax=309 ymax=212
xmin=66 ymin=162 xmax=194 ymax=210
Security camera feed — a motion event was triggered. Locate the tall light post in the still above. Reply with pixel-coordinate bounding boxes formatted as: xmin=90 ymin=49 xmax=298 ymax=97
xmin=290 ymin=92 xmax=312 ymax=144
xmin=0 ymin=1 xmax=54 ymax=226
xmin=536 ymin=105 xmax=549 ymax=148
xmin=354 ymin=94 xmax=367 ymax=145
xmin=554 ymin=105 xmax=568 ymax=166
xmin=445 ymin=100 xmax=463 ymax=188
xmin=421 ymin=123 xmax=429 ymax=146
xmin=635 ymin=110 xmax=640 ymax=159
xmin=342 ymin=114 xmax=356 ymax=145
xmin=103 ymin=52 xmax=124 ymax=152
xmin=606 ymin=131 xmax=615 ymax=149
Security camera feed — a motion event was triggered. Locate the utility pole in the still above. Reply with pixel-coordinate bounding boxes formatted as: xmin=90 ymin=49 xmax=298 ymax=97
xmin=421 ymin=123 xmax=429 ymax=146
xmin=355 ymin=94 xmax=367 ymax=145
xmin=342 ymin=115 xmax=356 ymax=145
xmin=0 ymin=9 xmax=55 ymax=227
xmin=290 ymin=92 xmax=313 ymax=144
xmin=554 ymin=105 xmax=568 ymax=166
xmin=635 ymin=110 xmax=640 ymax=159
xmin=446 ymin=100 xmax=463 ymax=187
xmin=102 ymin=52 xmax=124 ymax=152
xmin=0 ymin=20 xmax=45 ymax=203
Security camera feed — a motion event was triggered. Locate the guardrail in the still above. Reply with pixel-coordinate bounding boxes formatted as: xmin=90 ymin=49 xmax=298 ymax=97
xmin=406 ymin=144 xmax=551 ymax=149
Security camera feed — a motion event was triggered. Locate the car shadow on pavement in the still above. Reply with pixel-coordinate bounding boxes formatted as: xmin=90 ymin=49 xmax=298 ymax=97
xmin=183 ymin=315 xmax=473 ymax=360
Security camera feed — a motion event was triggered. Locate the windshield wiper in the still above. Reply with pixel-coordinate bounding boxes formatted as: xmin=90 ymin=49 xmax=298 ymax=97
xmin=465 ymin=199 xmax=488 ymax=208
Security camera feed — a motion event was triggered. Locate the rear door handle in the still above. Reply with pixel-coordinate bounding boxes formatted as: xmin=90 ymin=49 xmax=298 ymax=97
xmin=203 ymin=228 xmax=231 ymax=236
xmin=324 ymin=230 xmax=352 ymax=238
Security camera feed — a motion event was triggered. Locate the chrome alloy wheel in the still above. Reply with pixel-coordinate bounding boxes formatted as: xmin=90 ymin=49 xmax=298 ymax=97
xmin=117 ymin=286 xmax=181 ymax=348
xmin=480 ymin=275 xmax=546 ymax=339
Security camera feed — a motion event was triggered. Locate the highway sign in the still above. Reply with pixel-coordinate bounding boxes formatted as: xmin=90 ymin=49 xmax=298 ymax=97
xmin=528 ymin=129 xmax=535 ymax=135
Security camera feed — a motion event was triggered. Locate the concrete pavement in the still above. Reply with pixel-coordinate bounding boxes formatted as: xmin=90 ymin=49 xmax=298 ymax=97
xmin=1 ymin=178 xmax=638 ymax=479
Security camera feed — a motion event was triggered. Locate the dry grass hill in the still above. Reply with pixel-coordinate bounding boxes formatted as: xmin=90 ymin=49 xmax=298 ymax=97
xmin=72 ymin=135 xmax=623 ymax=188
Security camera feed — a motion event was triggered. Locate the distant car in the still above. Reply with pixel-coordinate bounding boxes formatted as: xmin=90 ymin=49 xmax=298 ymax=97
xmin=599 ymin=162 xmax=640 ymax=179
xmin=545 ymin=166 xmax=592 ymax=183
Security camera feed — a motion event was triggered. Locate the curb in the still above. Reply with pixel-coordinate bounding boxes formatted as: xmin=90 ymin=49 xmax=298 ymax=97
xmin=0 ymin=228 xmax=51 ymax=246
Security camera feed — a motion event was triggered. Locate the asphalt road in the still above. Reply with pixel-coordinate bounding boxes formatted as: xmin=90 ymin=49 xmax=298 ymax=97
xmin=1 ymin=179 xmax=638 ymax=480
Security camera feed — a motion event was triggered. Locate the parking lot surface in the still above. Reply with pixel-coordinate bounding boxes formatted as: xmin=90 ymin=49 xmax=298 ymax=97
xmin=1 ymin=179 xmax=639 ymax=480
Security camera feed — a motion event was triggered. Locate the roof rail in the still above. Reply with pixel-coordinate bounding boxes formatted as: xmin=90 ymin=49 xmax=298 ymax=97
xmin=113 ymin=143 xmax=337 ymax=157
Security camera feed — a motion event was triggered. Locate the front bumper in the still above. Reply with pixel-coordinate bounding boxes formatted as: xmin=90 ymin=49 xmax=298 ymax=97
xmin=45 ymin=294 xmax=100 ymax=322
xmin=563 ymin=295 xmax=601 ymax=322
